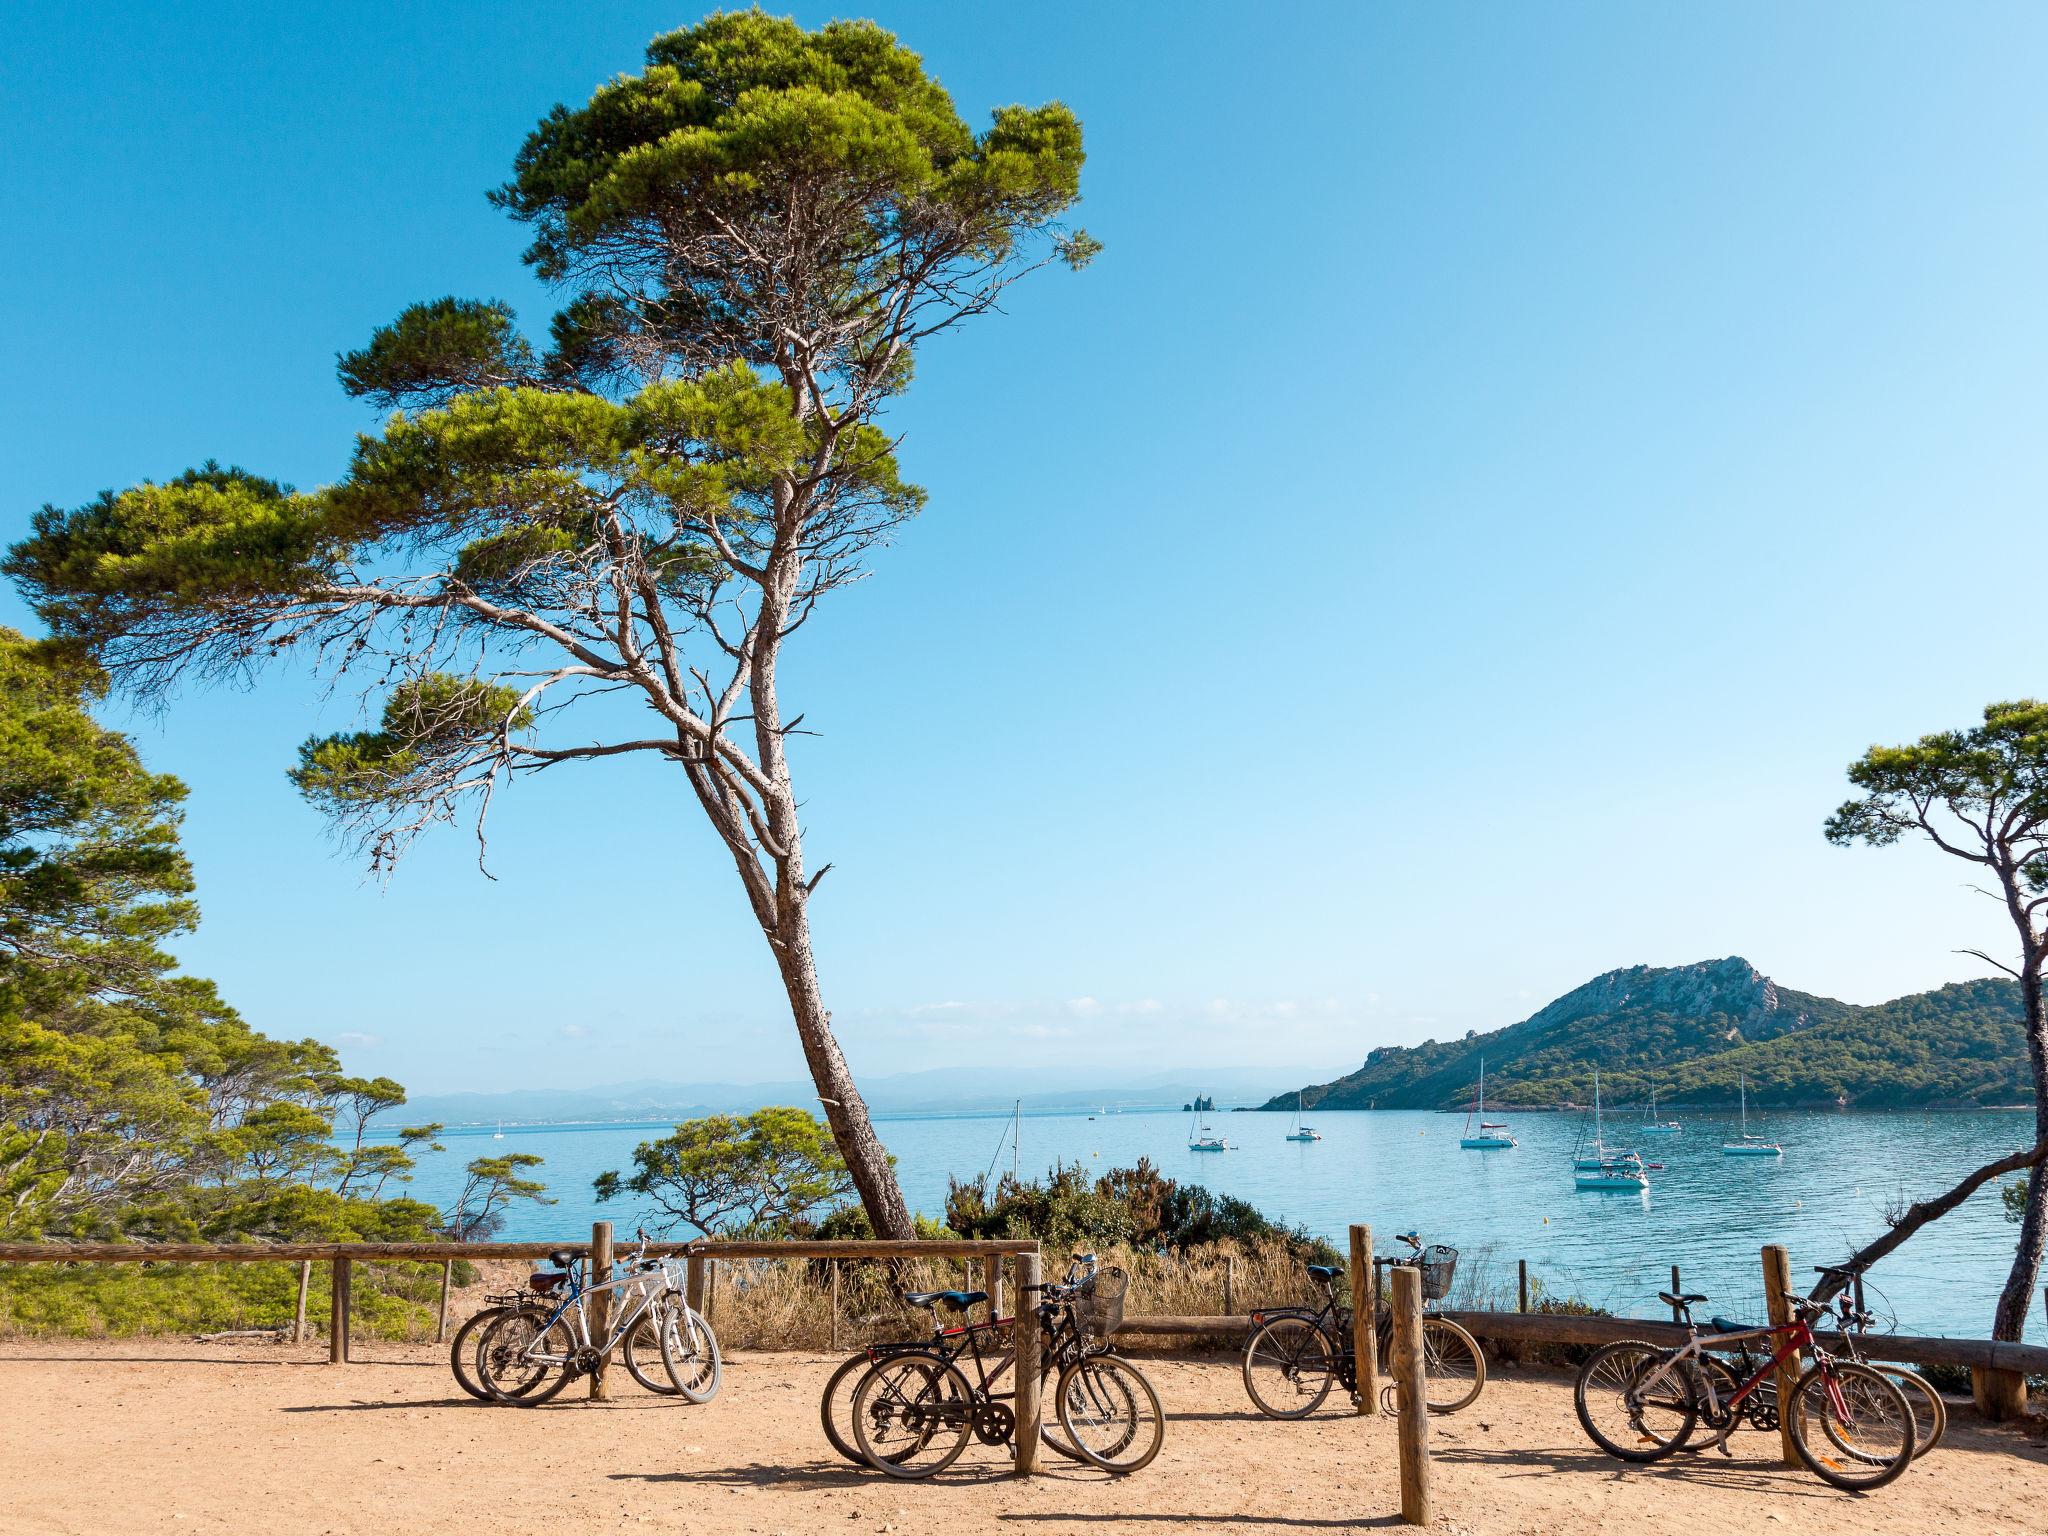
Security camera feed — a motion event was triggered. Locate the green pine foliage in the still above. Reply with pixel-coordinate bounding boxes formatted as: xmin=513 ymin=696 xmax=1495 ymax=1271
xmin=0 ymin=629 xmax=514 ymax=1333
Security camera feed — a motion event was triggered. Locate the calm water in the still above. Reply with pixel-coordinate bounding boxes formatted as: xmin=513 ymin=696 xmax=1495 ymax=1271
xmin=385 ymin=1106 xmax=2038 ymax=1339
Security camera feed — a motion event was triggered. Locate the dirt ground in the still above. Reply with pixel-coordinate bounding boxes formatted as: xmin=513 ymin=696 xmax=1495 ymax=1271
xmin=4 ymin=1338 xmax=2046 ymax=1535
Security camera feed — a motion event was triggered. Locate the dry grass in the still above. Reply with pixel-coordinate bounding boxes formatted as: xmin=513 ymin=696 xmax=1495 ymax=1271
xmin=701 ymin=1237 xmax=1329 ymax=1351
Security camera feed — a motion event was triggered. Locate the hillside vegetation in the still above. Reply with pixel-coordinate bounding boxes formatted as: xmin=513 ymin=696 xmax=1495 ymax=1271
xmin=1268 ymin=959 xmax=2032 ymax=1112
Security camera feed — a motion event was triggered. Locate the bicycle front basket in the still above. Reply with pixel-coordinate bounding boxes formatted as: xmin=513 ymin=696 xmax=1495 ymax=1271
xmin=1075 ymin=1266 xmax=1128 ymax=1343
xmin=1418 ymin=1245 xmax=1458 ymax=1302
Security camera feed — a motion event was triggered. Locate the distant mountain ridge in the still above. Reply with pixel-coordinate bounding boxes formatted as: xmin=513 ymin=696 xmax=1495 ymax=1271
xmin=404 ymin=1063 xmax=1325 ymax=1127
xmin=1264 ymin=958 xmax=2033 ymax=1112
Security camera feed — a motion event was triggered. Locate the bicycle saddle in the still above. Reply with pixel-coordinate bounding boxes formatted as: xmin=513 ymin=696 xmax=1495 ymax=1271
xmin=1658 ymin=1290 xmax=1708 ymax=1307
xmin=529 ymin=1271 xmax=567 ymax=1294
xmin=1707 ymin=1315 xmax=1748 ymax=1334
xmin=547 ymin=1249 xmax=580 ymax=1269
xmin=904 ymin=1289 xmax=987 ymax=1311
xmin=1306 ymin=1264 xmax=1342 ymax=1281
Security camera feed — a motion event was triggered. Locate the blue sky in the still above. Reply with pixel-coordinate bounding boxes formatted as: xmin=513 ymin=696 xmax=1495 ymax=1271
xmin=5 ymin=3 xmax=2045 ymax=1094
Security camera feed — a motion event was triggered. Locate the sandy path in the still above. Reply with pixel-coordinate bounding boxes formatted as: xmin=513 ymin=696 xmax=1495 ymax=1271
xmin=3 ymin=1340 xmax=2044 ymax=1535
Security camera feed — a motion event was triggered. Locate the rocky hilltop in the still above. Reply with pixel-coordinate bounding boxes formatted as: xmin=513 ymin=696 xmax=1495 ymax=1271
xmin=1267 ymin=959 xmax=2030 ymax=1112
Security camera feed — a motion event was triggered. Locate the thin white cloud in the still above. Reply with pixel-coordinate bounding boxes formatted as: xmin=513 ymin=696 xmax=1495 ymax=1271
xmin=559 ymin=1023 xmax=592 ymax=1039
xmin=334 ymin=1031 xmax=383 ymax=1049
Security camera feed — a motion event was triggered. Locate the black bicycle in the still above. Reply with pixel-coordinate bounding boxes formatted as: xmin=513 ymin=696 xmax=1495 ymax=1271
xmin=1241 ymin=1233 xmax=1485 ymax=1417
xmin=834 ymin=1253 xmax=1163 ymax=1478
xmin=1810 ymin=1264 xmax=1944 ymax=1457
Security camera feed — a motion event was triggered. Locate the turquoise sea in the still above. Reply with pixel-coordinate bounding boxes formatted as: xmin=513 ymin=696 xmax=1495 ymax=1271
xmin=384 ymin=1106 xmax=2039 ymax=1340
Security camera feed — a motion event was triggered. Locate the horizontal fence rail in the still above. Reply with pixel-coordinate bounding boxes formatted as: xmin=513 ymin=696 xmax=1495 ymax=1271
xmin=4 ymin=1238 xmax=2039 ymax=1393
xmin=0 ymin=1238 xmax=1037 ymax=1263
xmin=1115 ymin=1307 xmax=2048 ymax=1376
xmin=1438 ymin=1308 xmax=2048 ymax=1377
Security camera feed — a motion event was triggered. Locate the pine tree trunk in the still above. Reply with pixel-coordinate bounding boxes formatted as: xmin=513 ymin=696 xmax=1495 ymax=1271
xmin=765 ymin=898 xmax=914 ymax=1239
xmin=1993 ymin=964 xmax=2048 ymax=1342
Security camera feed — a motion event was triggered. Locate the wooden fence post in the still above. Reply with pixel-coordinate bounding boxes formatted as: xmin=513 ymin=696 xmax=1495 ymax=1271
xmin=830 ymin=1260 xmax=841 ymax=1352
xmin=1013 ymin=1251 xmax=1042 ymax=1474
xmin=1517 ymin=1259 xmax=1528 ymax=1314
xmin=1390 ymin=1264 xmax=1432 ymax=1527
xmin=1972 ymin=1364 xmax=2028 ymax=1420
xmin=329 ymin=1258 xmax=351 ymax=1364
xmin=293 ymin=1260 xmax=312 ymax=1344
xmin=1349 ymin=1224 xmax=1377 ymax=1415
xmin=588 ymin=1221 xmax=612 ymax=1401
xmin=984 ymin=1254 xmax=1002 ymax=1326
xmin=436 ymin=1260 xmax=454 ymax=1344
xmin=686 ymin=1252 xmax=707 ymax=1315
xmin=1969 ymin=1262 xmax=2029 ymax=1421
xmin=1224 ymin=1254 xmax=1236 ymax=1317
xmin=1669 ymin=1264 xmax=1683 ymax=1323
xmin=1761 ymin=1245 xmax=1799 ymax=1465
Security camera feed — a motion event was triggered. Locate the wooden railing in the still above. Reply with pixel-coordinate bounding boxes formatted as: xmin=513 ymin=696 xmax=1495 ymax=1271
xmin=8 ymin=1228 xmax=2042 ymax=1441
xmin=0 ymin=1238 xmax=1036 ymax=1263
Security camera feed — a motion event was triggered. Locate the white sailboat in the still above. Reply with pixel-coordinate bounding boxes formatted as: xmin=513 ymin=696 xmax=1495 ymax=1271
xmin=1574 ymin=1068 xmax=1648 ymax=1190
xmin=1570 ymin=1068 xmax=1641 ymax=1169
xmin=1188 ymin=1102 xmax=1228 ymax=1152
xmin=1459 ymin=1058 xmax=1516 ymax=1149
xmin=1285 ymin=1092 xmax=1322 ymax=1143
xmin=1638 ymin=1085 xmax=1681 ymax=1136
xmin=493 ymin=1121 xmax=505 ymax=1140
xmin=1721 ymin=1073 xmax=1782 ymax=1157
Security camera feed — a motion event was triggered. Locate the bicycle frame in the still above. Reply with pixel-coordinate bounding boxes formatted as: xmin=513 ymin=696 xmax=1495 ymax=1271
xmin=1631 ymin=1313 xmax=1841 ymax=1447
xmin=855 ymin=1258 xmax=1102 ymax=1433
xmin=1249 ymin=1253 xmax=1436 ymax=1367
xmin=519 ymin=1248 xmax=692 ymax=1370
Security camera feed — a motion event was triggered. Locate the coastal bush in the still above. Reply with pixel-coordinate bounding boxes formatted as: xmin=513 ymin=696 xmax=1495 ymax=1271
xmin=941 ymin=1158 xmax=1340 ymax=1263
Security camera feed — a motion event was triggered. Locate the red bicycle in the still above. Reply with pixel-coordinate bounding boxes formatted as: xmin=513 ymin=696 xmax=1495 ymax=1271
xmin=1574 ymin=1287 xmax=1915 ymax=1491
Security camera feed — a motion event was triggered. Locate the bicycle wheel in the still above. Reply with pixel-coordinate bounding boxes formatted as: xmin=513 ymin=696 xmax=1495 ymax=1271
xmin=655 ymin=1297 xmax=721 ymax=1404
xmin=477 ymin=1307 xmax=577 ymax=1406
xmin=1056 ymin=1355 xmax=1164 ymax=1473
xmin=622 ymin=1304 xmax=685 ymax=1396
xmin=850 ymin=1353 xmax=974 ymax=1479
xmin=1242 ymin=1315 xmax=1339 ymax=1418
xmin=1033 ymin=1356 xmax=1090 ymax=1461
xmin=448 ymin=1304 xmax=506 ymax=1401
xmin=1860 ymin=1366 xmax=1944 ymax=1458
xmin=1420 ymin=1318 xmax=1486 ymax=1414
xmin=1788 ymin=1360 xmax=1914 ymax=1491
xmin=820 ymin=1352 xmax=873 ymax=1465
xmin=1574 ymin=1340 xmax=1701 ymax=1462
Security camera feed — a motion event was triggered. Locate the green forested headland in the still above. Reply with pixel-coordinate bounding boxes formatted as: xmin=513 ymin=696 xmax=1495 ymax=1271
xmin=1267 ymin=958 xmax=2033 ymax=1113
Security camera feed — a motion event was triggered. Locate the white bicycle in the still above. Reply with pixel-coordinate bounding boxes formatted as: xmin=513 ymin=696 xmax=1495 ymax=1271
xmin=476 ymin=1233 xmax=720 ymax=1405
